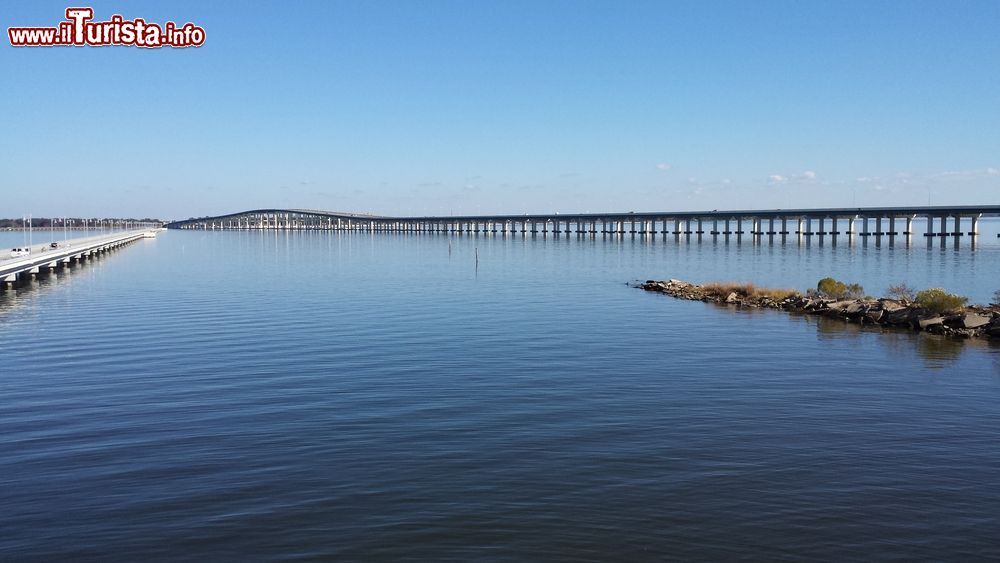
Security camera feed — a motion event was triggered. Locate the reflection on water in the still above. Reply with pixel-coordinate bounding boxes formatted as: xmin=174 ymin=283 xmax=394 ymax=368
xmin=810 ymin=312 xmax=991 ymax=368
xmin=914 ymin=333 xmax=967 ymax=367
xmin=708 ymin=303 xmax=994 ymax=368
xmin=0 ymin=255 xmax=106 ymax=318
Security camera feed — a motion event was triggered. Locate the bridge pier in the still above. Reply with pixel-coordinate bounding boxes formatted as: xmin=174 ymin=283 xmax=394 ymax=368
xmin=165 ymin=207 xmax=995 ymax=251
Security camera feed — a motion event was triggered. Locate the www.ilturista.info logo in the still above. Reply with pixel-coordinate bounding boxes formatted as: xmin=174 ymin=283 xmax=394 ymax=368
xmin=8 ymin=7 xmax=205 ymax=48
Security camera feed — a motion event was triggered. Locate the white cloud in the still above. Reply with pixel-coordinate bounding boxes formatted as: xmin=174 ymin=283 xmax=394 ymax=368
xmin=656 ymin=163 xmax=672 ymax=171
xmin=769 ymin=171 xmax=816 ymax=185
xmin=937 ymin=168 xmax=999 ymax=179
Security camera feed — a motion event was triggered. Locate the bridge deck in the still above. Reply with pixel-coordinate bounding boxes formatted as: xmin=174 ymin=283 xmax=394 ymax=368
xmin=1 ymin=231 xmax=149 ymax=281
xmin=168 ymin=205 xmax=1000 ymax=230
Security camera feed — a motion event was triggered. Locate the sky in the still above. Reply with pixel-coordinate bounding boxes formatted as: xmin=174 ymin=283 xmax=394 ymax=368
xmin=1 ymin=0 xmax=998 ymax=220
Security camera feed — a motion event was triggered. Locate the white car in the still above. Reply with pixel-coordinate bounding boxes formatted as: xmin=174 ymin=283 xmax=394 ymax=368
xmin=10 ymin=247 xmax=31 ymax=257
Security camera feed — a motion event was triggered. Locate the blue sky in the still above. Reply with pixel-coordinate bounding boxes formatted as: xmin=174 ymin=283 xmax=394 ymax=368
xmin=2 ymin=1 xmax=998 ymax=219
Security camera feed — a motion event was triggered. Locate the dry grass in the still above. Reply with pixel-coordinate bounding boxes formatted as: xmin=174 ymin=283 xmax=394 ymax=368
xmin=702 ymin=281 xmax=756 ymax=298
xmin=755 ymin=287 xmax=801 ymax=301
xmin=701 ymin=281 xmax=800 ymax=301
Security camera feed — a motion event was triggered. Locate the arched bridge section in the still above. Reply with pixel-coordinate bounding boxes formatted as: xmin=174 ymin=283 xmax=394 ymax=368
xmin=166 ymin=205 xmax=1000 ymax=242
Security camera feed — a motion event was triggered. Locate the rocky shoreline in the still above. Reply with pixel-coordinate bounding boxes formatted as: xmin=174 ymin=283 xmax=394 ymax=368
xmin=639 ymin=279 xmax=1000 ymax=340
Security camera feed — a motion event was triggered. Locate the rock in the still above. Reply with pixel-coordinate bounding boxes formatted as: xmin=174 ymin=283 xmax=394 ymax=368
xmin=637 ymin=278 xmax=1000 ymax=340
xmin=918 ymin=316 xmax=944 ymax=330
xmin=925 ymin=323 xmax=947 ymax=335
xmin=879 ymin=299 xmax=907 ymax=313
xmin=845 ymin=303 xmax=865 ymax=315
xmin=943 ymin=314 xmax=963 ymax=328
xmin=822 ymin=308 xmax=844 ymax=319
xmin=882 ymin=307 xmax=917 ymax=326
xmin=958 ymin=313 xmax=991 ymax=329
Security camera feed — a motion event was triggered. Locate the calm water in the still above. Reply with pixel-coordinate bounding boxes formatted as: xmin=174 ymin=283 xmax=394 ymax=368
xmin=2 ymin=229 xmax=1000 ymax=561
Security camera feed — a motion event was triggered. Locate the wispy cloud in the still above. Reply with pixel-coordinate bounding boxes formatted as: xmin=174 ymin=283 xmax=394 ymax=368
xmin=656 ymin=163 xmax=672 ymax=171
xmin=769 ymin=170 xmax=817 ymax=185
xmin=935 ymin=167 xmax=999 ymax=179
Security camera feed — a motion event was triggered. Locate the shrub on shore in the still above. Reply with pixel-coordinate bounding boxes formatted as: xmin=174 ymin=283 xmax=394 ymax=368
xmin=914 ymin=288 xmax=968 ymax=315
xmin=814 ymin=277 xmax=864 ymax=300
xmin=886 ymin=283 xmax=916 ymax=302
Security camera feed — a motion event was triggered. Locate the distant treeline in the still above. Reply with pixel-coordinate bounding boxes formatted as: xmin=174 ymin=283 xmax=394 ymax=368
xmin=0 ymin=218 xmax=163 ymax=229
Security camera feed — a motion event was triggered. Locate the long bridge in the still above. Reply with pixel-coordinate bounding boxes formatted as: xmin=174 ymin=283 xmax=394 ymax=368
xmin=1 ymin=230 xmax=153 ymax=290
xmin=167 ymin=205 xmax=999 ymax=239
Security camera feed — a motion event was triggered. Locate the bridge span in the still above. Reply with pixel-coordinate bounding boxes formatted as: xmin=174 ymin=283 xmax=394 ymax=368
xmin=167 ymin=205 xmax=1000 ymax=241
xmin=1 ymin=230 xmax=153 ymax=290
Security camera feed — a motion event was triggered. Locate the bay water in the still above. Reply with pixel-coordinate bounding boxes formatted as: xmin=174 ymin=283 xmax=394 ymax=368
xmin=2 ymin=227 xmax=999 ymax=560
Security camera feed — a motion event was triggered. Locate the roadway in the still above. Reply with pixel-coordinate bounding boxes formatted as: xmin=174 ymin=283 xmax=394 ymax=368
xmin=1 ymin=230 xmax=150 ymax=283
